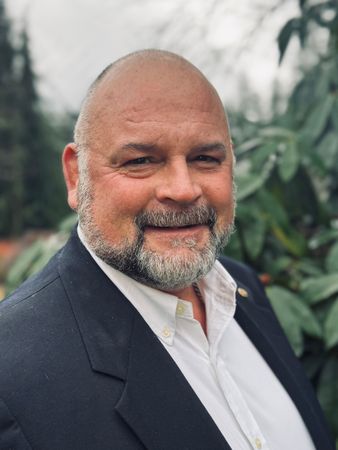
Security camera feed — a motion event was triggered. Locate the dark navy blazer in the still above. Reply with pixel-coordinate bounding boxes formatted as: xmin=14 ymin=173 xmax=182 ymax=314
xmin=0 ymin=231 xmax=334 ymax=449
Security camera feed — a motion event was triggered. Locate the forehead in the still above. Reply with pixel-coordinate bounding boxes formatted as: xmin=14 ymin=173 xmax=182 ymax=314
xmin=86 ymin=59 xmax=229 ymax=146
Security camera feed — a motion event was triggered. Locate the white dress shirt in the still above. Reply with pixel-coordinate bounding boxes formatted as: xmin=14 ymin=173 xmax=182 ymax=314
xmin=78 ymin=228 xmax=315 ymax=450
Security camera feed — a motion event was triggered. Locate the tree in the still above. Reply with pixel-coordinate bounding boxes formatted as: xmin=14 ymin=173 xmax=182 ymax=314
xmin=0 ymin=0 xmax=23 ymax=235
xmin=16 ymin=29 xmax=69 ymax=230
xmin=0 ymin=2 xmax=70 ymax=237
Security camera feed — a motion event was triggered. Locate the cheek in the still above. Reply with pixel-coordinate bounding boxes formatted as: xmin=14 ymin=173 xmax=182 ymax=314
xmin=205 ymin=175 xmax=233 ymax=208
xmin=91 ymin=178 xmax=154 ymax=224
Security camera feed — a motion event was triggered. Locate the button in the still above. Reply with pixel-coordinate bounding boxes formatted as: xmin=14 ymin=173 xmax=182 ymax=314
xmin=161 ymin=326 xmax=172 ymax=338
xmin=237 ymin=287 xmax=249 ymax=298
xmin=176 ymin=303 xmax=186 ymax=316
xmin=254 ymin=437 xmax=262 ymax=449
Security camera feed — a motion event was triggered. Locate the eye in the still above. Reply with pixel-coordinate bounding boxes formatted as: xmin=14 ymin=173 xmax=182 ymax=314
xmin=125 ymin=156 xmax=152 ymax=166
xmin=195 ymin=155 xmax=220 ymax=164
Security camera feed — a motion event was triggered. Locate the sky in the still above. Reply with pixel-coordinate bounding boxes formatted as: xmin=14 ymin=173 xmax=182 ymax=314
xmin=5 ymin=0 xmax=300 ymax=117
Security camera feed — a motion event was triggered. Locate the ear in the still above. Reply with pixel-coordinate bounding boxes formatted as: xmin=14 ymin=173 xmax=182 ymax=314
xmin=62 ymin=143 xmax=80 ymax=210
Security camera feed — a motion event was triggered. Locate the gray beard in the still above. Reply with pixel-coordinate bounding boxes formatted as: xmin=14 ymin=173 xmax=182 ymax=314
xmin=79 ymin=204 xmax=234 ymax=291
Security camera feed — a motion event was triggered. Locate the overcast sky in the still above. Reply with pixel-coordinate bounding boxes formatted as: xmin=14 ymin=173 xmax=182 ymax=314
xmin=5 ymin=0 xmax=300 ymax=117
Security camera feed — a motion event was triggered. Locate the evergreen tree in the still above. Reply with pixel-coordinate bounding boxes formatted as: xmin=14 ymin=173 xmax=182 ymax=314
xmin=0 ymin=2 xmax=69 ymax=236
xmin=0 ymin=0 xmax=23 ymax=235
xmin=17 ymin=29 xmax=68 ymax=230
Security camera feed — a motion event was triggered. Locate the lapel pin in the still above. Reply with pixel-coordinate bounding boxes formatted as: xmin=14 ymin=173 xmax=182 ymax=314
xmin=237 ymin=287 xmax=249 ymax=298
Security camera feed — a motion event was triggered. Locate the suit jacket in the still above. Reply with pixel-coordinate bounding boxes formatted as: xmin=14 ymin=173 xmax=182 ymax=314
xmin=0 ymin=230 xmax=334 ymax=450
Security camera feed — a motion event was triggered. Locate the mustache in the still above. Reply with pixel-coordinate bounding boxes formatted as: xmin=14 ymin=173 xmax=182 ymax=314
xmin=135 ymin=206 xmax=217 ymax=230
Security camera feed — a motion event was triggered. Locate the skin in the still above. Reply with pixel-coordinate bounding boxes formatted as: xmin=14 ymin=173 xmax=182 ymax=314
xmin=63 ymin=55 xmax=234 ymax=333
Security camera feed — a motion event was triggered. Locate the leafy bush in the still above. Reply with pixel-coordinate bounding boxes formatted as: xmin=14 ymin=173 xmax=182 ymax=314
xmin=5 ymin=215 xmax=77 ymax=294
xmin=226 ymin=0 xmax=338 ymax=440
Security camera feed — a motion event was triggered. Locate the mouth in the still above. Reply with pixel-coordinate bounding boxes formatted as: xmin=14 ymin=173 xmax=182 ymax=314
xmin=146 ymin=223 xmax=201 ymax=229
xmin=144 ymin=224 xmax=208 ymax=234
xmin=135 ymin=206 xmax=217 ymax=234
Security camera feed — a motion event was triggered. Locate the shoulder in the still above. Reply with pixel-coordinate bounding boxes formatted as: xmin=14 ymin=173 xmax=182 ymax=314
xmin=217 ymin=255 xmax=271 ymax=309
xmin=218 ymin=255 xmax=255 ymax=279
xmin=0 ymin=248 xmax=73 ymax=383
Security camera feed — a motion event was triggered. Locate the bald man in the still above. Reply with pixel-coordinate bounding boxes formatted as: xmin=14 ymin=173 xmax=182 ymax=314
xmin=0 ymin=50 xmax=334 ymax=450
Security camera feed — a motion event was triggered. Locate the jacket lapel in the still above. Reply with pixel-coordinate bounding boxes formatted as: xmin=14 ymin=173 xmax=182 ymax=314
xmin=58 ymin=232 xmax=230 ymax=450
xmin=233 ymin=278 xmax=333 ymax=450
xmin=115 ymin=311 xmax=231 ymax=450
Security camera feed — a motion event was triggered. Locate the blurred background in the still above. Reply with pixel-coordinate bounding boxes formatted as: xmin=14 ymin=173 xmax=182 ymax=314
xmin=0 ymin=0 xmax=338 ymax=444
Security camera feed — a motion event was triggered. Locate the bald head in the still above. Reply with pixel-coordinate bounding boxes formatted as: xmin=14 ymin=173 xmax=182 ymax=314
xmin=74 ymin=49 xmax=228 ymax=151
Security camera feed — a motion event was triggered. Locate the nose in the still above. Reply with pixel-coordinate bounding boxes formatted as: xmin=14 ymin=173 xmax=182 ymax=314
xmin=155 ymin=160 xmax=202 ymax=205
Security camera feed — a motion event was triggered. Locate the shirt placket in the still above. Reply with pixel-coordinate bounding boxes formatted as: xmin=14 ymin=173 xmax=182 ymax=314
xmin=208 ymin=290 xmax=269 ymax=450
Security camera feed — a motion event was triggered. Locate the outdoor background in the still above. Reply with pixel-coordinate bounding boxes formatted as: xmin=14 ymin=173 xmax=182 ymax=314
xmin=0 ymin=0 xmax=338 ymax=445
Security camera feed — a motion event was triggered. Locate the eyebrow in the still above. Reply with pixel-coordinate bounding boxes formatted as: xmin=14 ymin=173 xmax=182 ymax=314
xmin=120 ymin=143 xmax=158 ymax=152
xmin=120 ymin=142 xmax=227 ymax=153
xmin=190 ymin=142 xmax=227 ymax=153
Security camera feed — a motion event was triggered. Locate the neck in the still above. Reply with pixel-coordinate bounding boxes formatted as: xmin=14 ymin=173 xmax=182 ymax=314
xmin=164 ymin=283 xmax=207 ymax=335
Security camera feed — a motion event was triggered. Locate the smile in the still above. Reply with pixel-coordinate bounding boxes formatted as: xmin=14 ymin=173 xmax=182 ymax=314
xmin=144 ymin=224 xmax=208 ymax=234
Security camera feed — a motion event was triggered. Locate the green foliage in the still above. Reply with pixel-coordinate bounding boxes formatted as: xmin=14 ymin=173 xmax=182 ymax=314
xmin=0 ymin=1 xmax=71 ymax=237
xmin=227 ymin=0 xmax=338 ymax=439
xmin=5 ymin=214 xmax=77 ymax=295
xmin=324 ymin=299 xmax=338 ymax=350
xmin=2 ymin=0 xmax=338 ymax=442
xmin=267 ymin=285 xmax=322 ymax=356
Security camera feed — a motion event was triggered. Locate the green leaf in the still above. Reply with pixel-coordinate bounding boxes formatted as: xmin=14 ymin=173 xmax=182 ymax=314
xmin=326 ymin=241 xmax=338 ymax=273
xmin=257 ymin=189 xmax=289 ymax=228
xmin=316 ymin=132 xmax=338 ymax=169
xmin=271 ymin=224 xmax=307 ymax=257
xmin=309 ymin=229 xmax=338 ymax=249
xmin=317 ymin=357 xmax=338 ymax=436
xmin=296 ymin=259 xmax=323 ymax=277
xmin=251 ymin=143 xmax=277 ymax=172
xmin=266 ymin=287 xmax=303 ymax=355
xmin=302 ymin=95 xmax=334 ymax=142
xmin=256 ymin=190 xmax=306 ymax=257
xmin=278 ymin=18 xmax=301 ymax=64
xmin=27 ymin=246 xmax=60 ymax=278
xmin=267 ymin=286 xmax=322 ymax=355
xmin=235 ymin=174 xmax=265 ymax=201
xmin=332 ymin=98 xmax=338 ymax=131
xmin=235 ymin=138 xmax=262 ymax=155
xmin=267 ymin=256 xmax=293 ymax=276
xmin=278 ymin=140 xmax=300 ymax=182
xmin=223 ymin=231 xmax=244 ymax=261
xmin=5 ymin=240 xmax=45 ymax=292
xmin=259 ymin=127 xmax=295 ymax=140
xmin=241 ymin=212 xmax=266 ymax=260
xmin=323 ymin=298 xmax=338 ymax=349
xmin=300 ymin=274 xmax=338 ymax=304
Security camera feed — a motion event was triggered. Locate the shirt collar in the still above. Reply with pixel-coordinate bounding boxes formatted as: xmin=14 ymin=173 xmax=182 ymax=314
xmin=77 ymin=225 xmax=237 ymax=346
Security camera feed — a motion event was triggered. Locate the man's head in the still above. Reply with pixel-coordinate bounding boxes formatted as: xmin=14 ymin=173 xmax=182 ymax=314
xmin=62 ymin=49 xmax=235 ymax=292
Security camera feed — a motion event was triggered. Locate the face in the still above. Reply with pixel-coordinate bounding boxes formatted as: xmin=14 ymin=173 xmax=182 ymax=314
xmin=64 ymin=63 xmax=235 ymax=291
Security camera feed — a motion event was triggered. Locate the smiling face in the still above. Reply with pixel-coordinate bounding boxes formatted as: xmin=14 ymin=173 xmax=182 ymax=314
xmin=63 ymin=54 xmax=235 ymax=291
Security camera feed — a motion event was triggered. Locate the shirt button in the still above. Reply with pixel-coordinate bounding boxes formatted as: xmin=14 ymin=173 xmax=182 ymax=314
xmin=237 ymin=287 xmax=249 ymax=298
xmin=254 ymin=437 xmax=262 ymax=449
xmin=161 ymin=326 xmax=172 ymax=338
xmin=176 ymin=303 xmax=185 ymax=316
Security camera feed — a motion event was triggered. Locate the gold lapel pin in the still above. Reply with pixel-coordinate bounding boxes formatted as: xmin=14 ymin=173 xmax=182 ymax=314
xmin=237 ymin=287 xmax=249 ymax=298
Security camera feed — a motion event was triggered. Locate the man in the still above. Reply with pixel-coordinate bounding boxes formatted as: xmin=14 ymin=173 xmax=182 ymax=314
xmin=0 ymin=50 xmax=334 ymax=450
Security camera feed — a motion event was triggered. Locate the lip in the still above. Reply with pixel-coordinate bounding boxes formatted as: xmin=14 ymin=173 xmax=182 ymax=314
xmin=144 ymin=224 xmax=208 ymax=235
